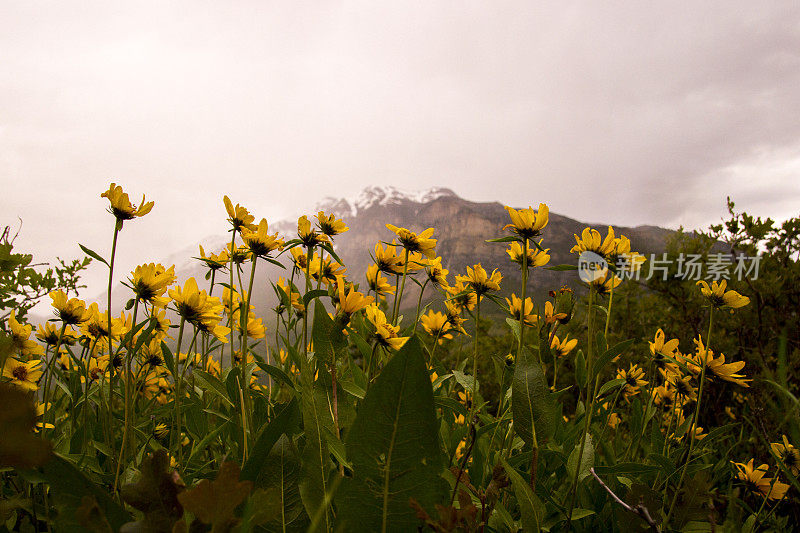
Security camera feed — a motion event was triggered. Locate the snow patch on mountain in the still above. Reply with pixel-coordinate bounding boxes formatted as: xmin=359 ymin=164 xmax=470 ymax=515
xmin=314 ymin=186 xmax=456 ymax=217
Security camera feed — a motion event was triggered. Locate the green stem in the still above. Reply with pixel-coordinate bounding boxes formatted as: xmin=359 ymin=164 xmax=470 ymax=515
xmin=412 ymin=278 xmax=429 ymax=334
xmin=518 ymin=239 xmax=528 ymax=360
xmin=566 ymin=285 xmax=596 ymax=524
xmin=470 ymin=296 xmax=481 ymax=422
xmin=391 ymin=250 xmax=410 ymax=325
xmin=171 ymin=317 xmax=187 ymax=463
xmin=227 ymin=230 xmax=237 ymax=369
xmin=665 ymin=307 xmax=714 ymax=526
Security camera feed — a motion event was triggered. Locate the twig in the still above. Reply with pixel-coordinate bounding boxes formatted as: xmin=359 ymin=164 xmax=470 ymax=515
xmin=590 ymin=467 xmax=661 ymax=532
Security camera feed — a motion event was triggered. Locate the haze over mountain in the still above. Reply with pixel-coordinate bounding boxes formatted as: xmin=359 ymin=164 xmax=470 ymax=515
xmin=93 ymin=185 xmax=673 ymax=322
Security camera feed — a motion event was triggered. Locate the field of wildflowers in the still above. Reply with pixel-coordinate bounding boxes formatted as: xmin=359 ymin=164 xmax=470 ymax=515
xmin=0 ymin=184 xmax=796 ymax=532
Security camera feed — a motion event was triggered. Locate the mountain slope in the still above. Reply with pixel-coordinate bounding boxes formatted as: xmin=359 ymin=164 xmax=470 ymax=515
xmin=151 ymin=186 xmax=671 ymax=319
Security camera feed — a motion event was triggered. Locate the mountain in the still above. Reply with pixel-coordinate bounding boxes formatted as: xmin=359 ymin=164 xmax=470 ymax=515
xmin=138 ymin=185 xmax=672 ymax=321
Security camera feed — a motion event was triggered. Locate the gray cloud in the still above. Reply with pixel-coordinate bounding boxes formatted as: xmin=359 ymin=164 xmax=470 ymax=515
xmin=2 ymin=1 xmax=799 ymax=297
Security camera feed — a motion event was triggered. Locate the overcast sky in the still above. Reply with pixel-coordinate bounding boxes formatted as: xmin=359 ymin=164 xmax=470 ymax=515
xmin=3 ymin=1 xmax=800 ymax=303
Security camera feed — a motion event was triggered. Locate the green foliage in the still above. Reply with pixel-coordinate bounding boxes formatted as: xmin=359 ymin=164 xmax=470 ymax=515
xmin=337 ymin=337 xmax=448 ymax=532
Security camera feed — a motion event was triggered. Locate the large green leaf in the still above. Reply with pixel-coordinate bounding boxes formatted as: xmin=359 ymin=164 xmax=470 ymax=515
xmin=241 ymin=398 xmax=301 ymax=483
xmin=502 ymin=459 xmax=542 ymax=533
xmin=512 ymin=348 xmax=556 ymax=446
xmin=252 ymin=435 xmax=309 ymax=532
xmin=39 ymin=453 xmax=131 ymax=531
xmin=298 ymin=360 xmax=335 ymax=532
xmin=336 ymin=336 xmax=447 ymax=532
xmin=311 ymin=301 xmax=347 ymax=365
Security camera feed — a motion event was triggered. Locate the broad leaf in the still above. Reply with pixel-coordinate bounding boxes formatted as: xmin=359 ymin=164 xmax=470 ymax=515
xmin=336 ymin=337 xmax=448 ymax=532
xmin=502 ymin=459 xmax=542 ymax=532
xmin=512 ymin=349 xmax=556 ymax=446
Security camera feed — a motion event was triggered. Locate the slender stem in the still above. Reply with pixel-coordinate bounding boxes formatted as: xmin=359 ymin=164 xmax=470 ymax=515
xmin=238 ymin=257 xmax=258 ymax=460
xmin=106 ymin=223 xmax=120 ymax=473
xmin=665 ymin=307 xmax=714 ymax=526
xmin=566 ymin=285 xmax=596 ymax=524
xmin=412 ymin=278 xmax=429 ymax=334
xmin=227 ymin=230 xmax=237 ymax=369
xmin=470 ymin=297 xmax=481 ymax=422
xmin=391 ymin=250 xmax=410 ymax=325
xmin=518 ymin=239 xmax=528 ymax=359
xmin=42 ymin=323 xmax=67 ymax=436
xmin=121 ymin=299 xmax=139 ymax=466
xmin=171 ymin=317 xmax=187 ymax=462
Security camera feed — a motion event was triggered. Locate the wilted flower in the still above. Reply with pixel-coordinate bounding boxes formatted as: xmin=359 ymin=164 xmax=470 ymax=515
xmin=550 ymin=335 xmax=578 ymax=358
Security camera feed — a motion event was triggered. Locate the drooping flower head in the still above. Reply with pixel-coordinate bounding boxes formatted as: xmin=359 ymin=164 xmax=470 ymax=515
xmin=365 ymin=304 xmax=408 ymax=350
xmin=385 ymin=224 xmax=437 ymax=259
xmin=101 ymin=183 xmax=154 ymax=223
xmin=505 ymin=294 xmax=537 ymax=327
xmin=366 ymin=264 xmax=395 ymax=301
xmin=687 ymin=335 xmax=751 ymax=387
xmin=446 ymin=280 xmax=477 ymax=313
xmin=49 ymin=290 xmax=91 ymax=326
xmin=550 ymin=335 xmax=578 ymax=358
xmin=696 ymin=280 xmax=750 ymax=309
xmin=6 ymin=311 xmax=44 ymax=357
xmin=503 ymin=204 xmax=549 ymax=240
xmin=334 ymin=276 xmax=373 ymax=322
xmin=422 ymin=257 xmax=449 ymax=287
xmin=36 ymin=322 xmax=77 ymax=347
